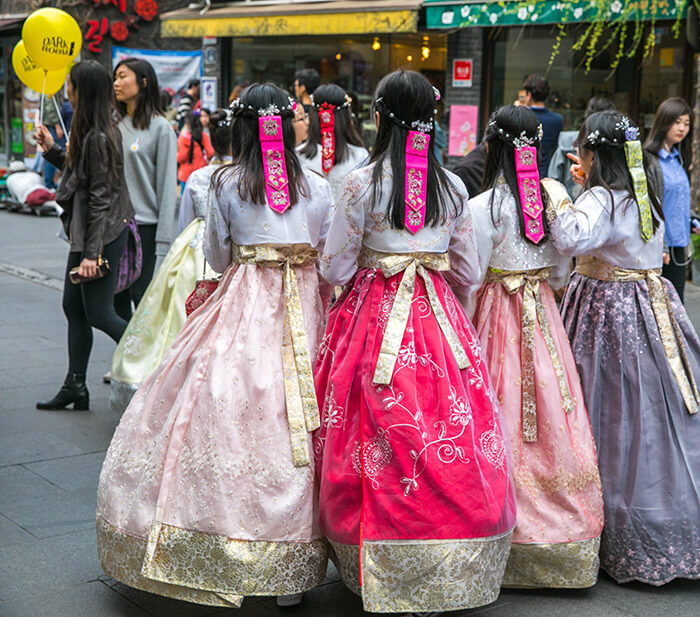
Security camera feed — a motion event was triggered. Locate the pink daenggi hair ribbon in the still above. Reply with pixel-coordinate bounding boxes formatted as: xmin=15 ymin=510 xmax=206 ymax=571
xmin=514 ymin=145 xmax=545 ymax=244
xmin=259 ymin=115 xmax=291 ymax=213
xmin=404 ymin=130 xmax=430 ymax=234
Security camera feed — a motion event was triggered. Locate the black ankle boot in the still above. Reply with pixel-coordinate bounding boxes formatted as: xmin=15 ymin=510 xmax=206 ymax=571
xmin=37 ymin=373 xmax=89 ymax=410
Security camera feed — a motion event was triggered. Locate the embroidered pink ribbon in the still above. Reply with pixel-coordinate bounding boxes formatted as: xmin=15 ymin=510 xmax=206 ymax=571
xmin=259 ymin=115 xmax=291 ymax=213
xmin=318 ymin=102 xmax=335 ymax=174
xmin=514 ymin=146 xmax=545 ymax=244
xmin=404 ymin=130 xmax=430 ymax=234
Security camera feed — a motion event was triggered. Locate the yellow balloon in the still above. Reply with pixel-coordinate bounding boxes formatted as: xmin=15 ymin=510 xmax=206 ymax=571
xmin=12 ymin=41 xmax=68 ymax=97
xmin=22 ymin=8 xmax=82 ymax=72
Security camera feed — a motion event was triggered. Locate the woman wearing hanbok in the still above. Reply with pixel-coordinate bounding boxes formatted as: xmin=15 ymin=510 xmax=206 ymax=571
xmin=468 ymin=105 xmax=603 ymax=589
xmin=109 ymin=109 xmax=233 ymax=411
xmin=298 ymin=84 xmax=368 ymax=195
xmin=97 ymin=84 xmax=334 ymax=606
xmin=550 ymin=110 xmax=700 ymax=584
xmin=314 ymin=70 xmax=516 ymax=614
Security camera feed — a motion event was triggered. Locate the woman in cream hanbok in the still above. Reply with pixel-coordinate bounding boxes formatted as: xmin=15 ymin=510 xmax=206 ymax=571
xmin=97 ymin=85 xmax=333 ymax=606
xmin=468 ymin=105 xmax=603 ymax=589
xmin=551 ymin=111 xmax=700 ymax=585
xmin=109 ymin=110 xmax=233 ymax=411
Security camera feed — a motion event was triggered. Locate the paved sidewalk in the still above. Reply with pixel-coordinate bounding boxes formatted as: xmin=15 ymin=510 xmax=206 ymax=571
xmin=0 ymin=209 xmax=698 ymax=616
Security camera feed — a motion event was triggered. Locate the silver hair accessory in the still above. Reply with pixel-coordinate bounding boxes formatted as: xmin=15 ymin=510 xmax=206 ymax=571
xmin=587 ymin=115 xmax=636 ymax=146
xmin=310 ymin=93 xmax=351 ymax=110
xmin=216 ymin=109 xmax=233 ymax=127
xmin=375 ymin=97 xmax=435 ymax=133
xmin=488 ymin=119 xmax=541 ymax=147
xmin=229 ymin=96 xmax=295 ymax=116
xmin=432 ymin=85 xmax=441 ymax=102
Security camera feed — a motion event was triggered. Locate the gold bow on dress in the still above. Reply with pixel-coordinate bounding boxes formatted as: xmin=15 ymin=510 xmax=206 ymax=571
xmin=232 ymin=243 xmax=321 ymax=467
xmin=357 ymin=247 xmax=470 ymax=385
xmin=576 ymin=256 xmax=699 ymax=415
xmin=485 ymin=268 xmax=574 ymax=442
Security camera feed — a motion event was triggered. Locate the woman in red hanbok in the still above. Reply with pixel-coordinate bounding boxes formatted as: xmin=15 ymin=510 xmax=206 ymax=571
xmin=313 ymin=70 xmax=516 ymax=614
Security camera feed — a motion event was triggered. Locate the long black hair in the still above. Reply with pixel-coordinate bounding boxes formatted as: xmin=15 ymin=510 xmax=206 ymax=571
xmin=483 ymin=105 xmax=549 ymax=244
xmin=185 ymin=110 xmax=205 ymax=164
xmin=208 ymin=109 xmax=232 ymax=159
xmin=113 ymin=57 xmax=162 ymax=130
xmin=214 ymin=83 xmax=308 ymax=206
xmin=578 ymin=110 xmax=663 ymax=232
xmin=370 ymin=70 xmax=460 ymax=229
xmin=67 ymin=61 xmax=122 ymax=179
xmin=644 ymin=97 xmax=693 ymax=172
xmin=300 ymin=84 xmax=364 ymax=163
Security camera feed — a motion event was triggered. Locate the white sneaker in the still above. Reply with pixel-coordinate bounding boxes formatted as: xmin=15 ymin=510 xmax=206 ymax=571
xmin=276 ymin=593 xmax=303 ymax=607
xmin=102 ymin=371 xmax=111 ymax=384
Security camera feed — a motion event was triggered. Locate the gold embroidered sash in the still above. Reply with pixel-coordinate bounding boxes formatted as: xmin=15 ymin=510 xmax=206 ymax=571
xmin=232 ymin=243 xmax=321 ymax=466
xmin=485 ymin=268 xmax=574 ymax=442
xmin=575 ymin=256 xmax=699 ymax=415
xmin=357 ymin=247 xmax=470 ymax=385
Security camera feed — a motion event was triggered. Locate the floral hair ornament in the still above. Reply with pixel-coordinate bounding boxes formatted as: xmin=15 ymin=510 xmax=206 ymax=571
xmin=259 ymin=114 xmax=291 ymax=213
xmin=622 ymin=122 xmax=654 ymax=242
xmin=318 ymin=102 xmax=336 ymax=174
xmin=404 ymin=130 xmax=431 ymax=234
xmin=514 ymin=145 xmax=545 ymax=244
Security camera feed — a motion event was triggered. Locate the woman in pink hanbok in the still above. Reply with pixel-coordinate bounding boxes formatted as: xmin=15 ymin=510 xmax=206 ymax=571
xmin=314 ymin=70 xmax=516 ymax=614
xmin=96 ymin=84 xmax=333 ymax=607
xmin=468 ymin=105 xmax=603 ymax=589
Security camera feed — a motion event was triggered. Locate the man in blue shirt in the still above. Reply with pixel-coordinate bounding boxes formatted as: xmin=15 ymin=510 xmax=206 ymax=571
xmin=522 ymin=74 xmax=563 ymax=175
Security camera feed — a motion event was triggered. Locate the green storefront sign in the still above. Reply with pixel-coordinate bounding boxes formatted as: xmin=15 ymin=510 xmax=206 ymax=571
xmin=425 ymin=0 xmax=687 ymax=29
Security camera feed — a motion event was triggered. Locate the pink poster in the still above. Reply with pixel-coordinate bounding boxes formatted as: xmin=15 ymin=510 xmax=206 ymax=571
xmin=448 ymin=104 xmax=479 ymax=157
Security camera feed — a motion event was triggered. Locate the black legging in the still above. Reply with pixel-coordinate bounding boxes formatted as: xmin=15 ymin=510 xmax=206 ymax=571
xmin=63 ymin=228 xmax=129 ymax=375
xmin=662 ymin=246 xmax=687 ymax=303
xmin=114 ymin=223 xmax=157 ymax=320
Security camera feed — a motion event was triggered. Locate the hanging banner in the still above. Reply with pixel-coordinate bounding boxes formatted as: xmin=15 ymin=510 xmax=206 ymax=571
xmin=112 ymin=46 xmax=203 ymax=96
xmin=448 ymin=104 xmax=478 ymax=157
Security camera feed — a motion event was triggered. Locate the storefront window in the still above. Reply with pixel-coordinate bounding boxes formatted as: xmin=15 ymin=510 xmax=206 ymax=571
xmin=489 ymin=22 xmax=690 ymax=134
xmin=229 ymin=33 xmax=447 ymax=122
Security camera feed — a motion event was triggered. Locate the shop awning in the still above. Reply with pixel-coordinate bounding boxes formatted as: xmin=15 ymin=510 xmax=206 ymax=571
xmin=425 ymin=0 xmax=687 ymax=29
xmin=161 ymin=0 xmax=422 ymax=38
xmin=0 ymin=15 xmax=26 ymax=31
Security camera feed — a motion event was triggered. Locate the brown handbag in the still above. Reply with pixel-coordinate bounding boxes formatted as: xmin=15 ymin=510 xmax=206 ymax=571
xmin=69 ymin=255 xmax=110 ymax=284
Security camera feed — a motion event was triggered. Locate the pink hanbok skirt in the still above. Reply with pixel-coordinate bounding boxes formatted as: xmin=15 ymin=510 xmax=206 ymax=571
xmin=473 ymin=278 xmax=603 ymax=588
xmin=314 ymin=266 xmax=516 ymax=613
xmin=97 ymin=261 xmax=329 ymax=607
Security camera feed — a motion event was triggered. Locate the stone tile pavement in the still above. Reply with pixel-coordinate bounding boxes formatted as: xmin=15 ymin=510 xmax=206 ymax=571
xmin=0 ymin=209 xmax=698 ymax=616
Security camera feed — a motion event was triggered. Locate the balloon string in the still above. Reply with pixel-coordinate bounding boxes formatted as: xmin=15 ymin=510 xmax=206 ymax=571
xmin=39 ymin=71 xmax=47 ymax=126
xmin=52 ymin=95 xmax=69 ymax=141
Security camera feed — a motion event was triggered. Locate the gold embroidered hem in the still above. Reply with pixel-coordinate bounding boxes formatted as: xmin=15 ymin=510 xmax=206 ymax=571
xmin=97 ymin=517 xmax=329 ymax=602
xmin=484 ymin=268 xmax=574 ymax=442
xmin=502 ymin=536 xmax=601 ymax=588
xmin=231 ymin=243 xmax=321 ymax=466
xmin=575 ymin=256 xmax=700 ymax=415
xmin=330 ymin=531 xmax=513 ymax=613
xmin=357 ymin=247 xmax=470 ymax=385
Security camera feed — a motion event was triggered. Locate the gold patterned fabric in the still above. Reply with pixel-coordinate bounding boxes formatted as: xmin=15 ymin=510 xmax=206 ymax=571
xmin=624 ymin=140 xmax=654 ymax=242
xmin=357 ymin=247 xmax=470 ymax=384
xmin=576 ymin=256 xmax=699 ymax=414
xmin=502 ymin=536 xmax=601 ymax=589
xmin=231 ymin=243 xmax=321 ymax=465
xmin=485 ymin=268 xmax=574 ymax=442
xmin=97 ymin=517 xmax=328 ymax=602
xmin=330 ymin=532 xmax=513 ymax=613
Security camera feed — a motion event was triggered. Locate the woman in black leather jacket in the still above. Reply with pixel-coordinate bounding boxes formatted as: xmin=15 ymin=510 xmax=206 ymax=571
xmin=36 ymin=61 xmax=134 ymax=411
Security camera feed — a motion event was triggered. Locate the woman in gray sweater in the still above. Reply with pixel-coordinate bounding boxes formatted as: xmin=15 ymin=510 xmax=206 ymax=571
xmin=113 ymin=57 xmax=177 ymax=319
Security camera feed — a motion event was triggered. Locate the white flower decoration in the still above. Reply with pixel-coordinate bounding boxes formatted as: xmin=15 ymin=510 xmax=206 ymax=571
xmin=611 ymin=0 xmax=622 ymax=13
xmin=489 ymin=12 xmax=498 ymax=24
xmin=517 ymin=7 xmax=528 ymax=20
xmin=573 ymin=7 xmax=583 ymax=19
xmin=460 ymin=5 xmax=470 ymax=18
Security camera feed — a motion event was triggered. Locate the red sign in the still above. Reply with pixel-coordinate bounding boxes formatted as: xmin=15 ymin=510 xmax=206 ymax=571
xmin=452 ymin=59 xmax=473 ymax=88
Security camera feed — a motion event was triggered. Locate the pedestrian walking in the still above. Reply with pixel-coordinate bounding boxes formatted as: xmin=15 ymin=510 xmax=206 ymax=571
xmin=313 ymin=70 xmax=516 ymax=613
xmin=35 ymin=61 xmax=134 ymax=411
xmin=522 ymin=74 xmax=563 ymax=175
xmin=109 ymin=109 xmax=232 ymax=411
xmin=294 ymin=68 xmax=320 ymax=113
xmin=176 ymin=78 xmax=200 ymax=130
xmin=97 ymin=84 xmax=333 ymax=607
xmin=298 ymin=84 xmax=368 ymax=194
xmin=112 ymin=57 xmax=178 ymax=319
xmin=551 ymin=110 xmax=700 ymax=585
xmin=468 ymin=105 xmax=603 ymax=589
xmin=645 ymin=97 xmax=696 ymax=302
xmin=177 ymin=110 xmax=214 ymax=191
